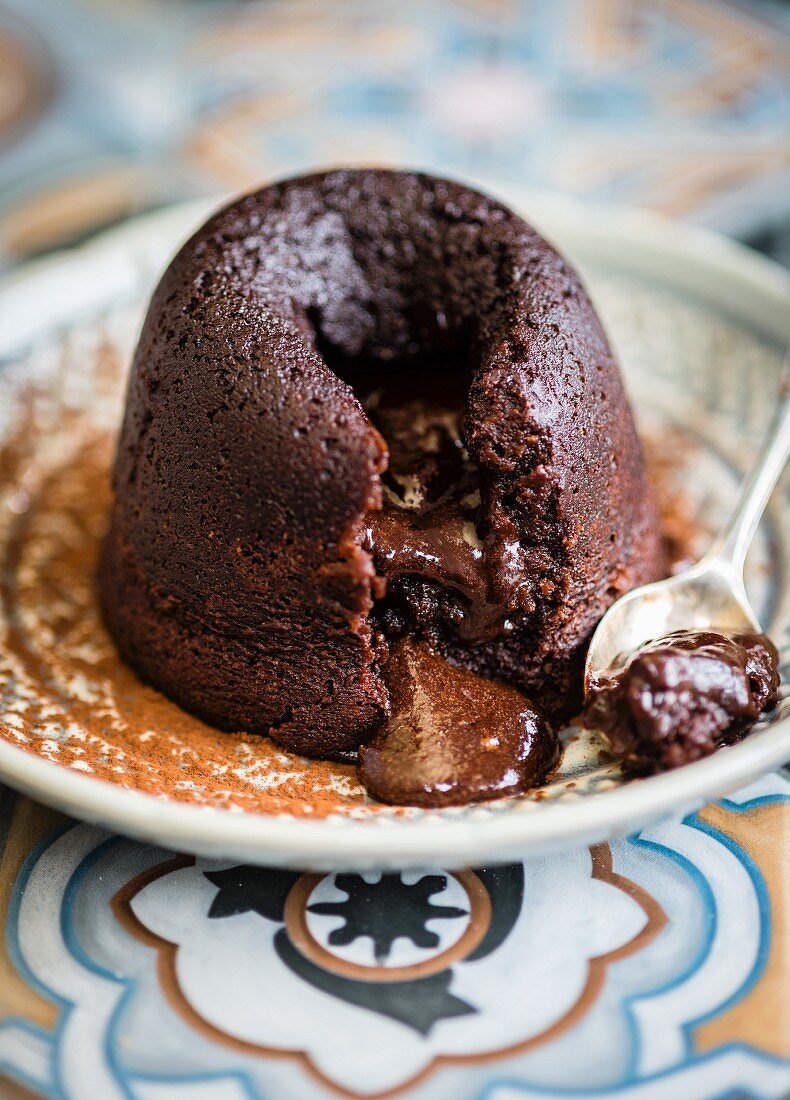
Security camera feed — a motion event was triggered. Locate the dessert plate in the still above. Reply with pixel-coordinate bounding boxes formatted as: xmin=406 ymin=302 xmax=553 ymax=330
xmin=0 ymin=182 xmax=789 ymax=870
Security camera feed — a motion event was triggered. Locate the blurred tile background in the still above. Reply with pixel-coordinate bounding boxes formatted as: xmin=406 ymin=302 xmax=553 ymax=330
xmin=0 ymin=0 xmax=788 ymax=272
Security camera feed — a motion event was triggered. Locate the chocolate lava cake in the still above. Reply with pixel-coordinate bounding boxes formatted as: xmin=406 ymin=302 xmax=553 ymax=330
xmin=99 ymin=168 xmax=666 ymax=771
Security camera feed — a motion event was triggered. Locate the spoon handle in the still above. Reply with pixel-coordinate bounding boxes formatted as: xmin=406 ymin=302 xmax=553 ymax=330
xmin=704 ymin=358 xmax=790 ymax=577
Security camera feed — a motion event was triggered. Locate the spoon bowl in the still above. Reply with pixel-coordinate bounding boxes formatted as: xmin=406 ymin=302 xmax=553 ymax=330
xmin=584 ymin=559 xmax=758 ymax=683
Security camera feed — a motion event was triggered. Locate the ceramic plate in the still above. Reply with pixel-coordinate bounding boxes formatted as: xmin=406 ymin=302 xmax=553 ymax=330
xmin=0 ymin=182 xmax=788 ymax=870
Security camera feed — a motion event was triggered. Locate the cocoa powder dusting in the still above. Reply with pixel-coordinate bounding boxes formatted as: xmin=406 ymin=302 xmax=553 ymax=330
xmin=645 ymin=431 xmax=711 ymax=574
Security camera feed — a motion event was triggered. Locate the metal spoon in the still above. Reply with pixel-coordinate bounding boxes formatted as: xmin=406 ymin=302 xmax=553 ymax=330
xmin=585 ymin=362 xmax=790 ymax=685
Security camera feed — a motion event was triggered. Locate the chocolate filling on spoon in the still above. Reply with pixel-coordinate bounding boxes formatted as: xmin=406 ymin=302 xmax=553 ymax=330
xmin=582 ymin=629 xmax=780 ymax=773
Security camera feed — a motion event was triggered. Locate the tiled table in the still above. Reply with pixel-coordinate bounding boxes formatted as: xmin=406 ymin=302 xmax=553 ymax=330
xmin=1 ymin=776 xmax=788 ymax=1099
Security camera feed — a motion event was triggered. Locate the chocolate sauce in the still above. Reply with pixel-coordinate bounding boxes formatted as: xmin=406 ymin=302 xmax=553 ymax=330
xmin=358 ymin=639 xmax=558 ymax=807
xmin=583 ymin=629 xmax=781 ymax=773
xmin=361 ymin=374 xmax=507 ymax=644
xmin=352 ymin=371 xmax=559 ymax=807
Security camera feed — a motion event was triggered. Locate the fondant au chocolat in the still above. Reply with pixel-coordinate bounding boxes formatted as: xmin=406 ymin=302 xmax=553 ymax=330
xmin=99 ymin=168 xmax=666 ymax=797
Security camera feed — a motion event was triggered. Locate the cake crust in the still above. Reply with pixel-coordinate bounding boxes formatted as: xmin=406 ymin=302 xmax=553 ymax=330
xmin=99 ymin=168 xmax=666 ymax=756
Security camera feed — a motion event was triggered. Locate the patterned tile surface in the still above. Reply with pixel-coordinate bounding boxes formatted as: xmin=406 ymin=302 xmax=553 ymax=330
xmin=0 ymin=776 xmax=788 ymax=1099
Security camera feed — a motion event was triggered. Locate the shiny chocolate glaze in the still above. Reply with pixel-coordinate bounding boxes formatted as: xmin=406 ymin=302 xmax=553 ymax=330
xmin=359 ymin=639 xmax=558 ymax=806
xmin=352 ymin=372 xmax=559 ymax=806
xmin=359 ymin=367 xmax=508 ymax=646
xmin=582 ymin=629 xmax=780 ymax=773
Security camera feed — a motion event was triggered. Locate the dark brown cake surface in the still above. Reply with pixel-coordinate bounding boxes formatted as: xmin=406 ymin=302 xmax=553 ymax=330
xmin=99 ymin=168 xmax=666 ymax=762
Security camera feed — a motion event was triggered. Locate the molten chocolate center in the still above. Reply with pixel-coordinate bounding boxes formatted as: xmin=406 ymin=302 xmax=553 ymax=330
xmin=349 ymin=365 xmax=557 ymax=807
xmin=360 ymin=370 xmax=507 ymax=646
xmin=359 ymin=638 xmax=558 ymax=807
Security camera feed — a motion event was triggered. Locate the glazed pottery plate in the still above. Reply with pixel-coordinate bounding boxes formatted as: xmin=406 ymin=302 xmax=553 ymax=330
xmin=0 ymin=182 xmax=788 ymax=870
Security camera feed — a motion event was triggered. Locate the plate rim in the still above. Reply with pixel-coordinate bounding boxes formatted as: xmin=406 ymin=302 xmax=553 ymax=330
xmin=0 ymin=182 xmax=789 ymax=869
xmin=0 ymin=719 xmax=787 ymax=868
